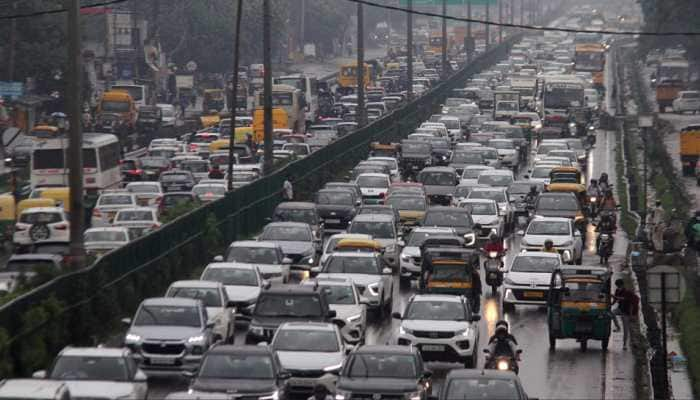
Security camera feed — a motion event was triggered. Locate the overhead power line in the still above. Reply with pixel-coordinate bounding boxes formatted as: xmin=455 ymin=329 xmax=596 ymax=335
xmin=343 ymin=0 xmax=700 ymax=36
xmin=0 ymin=0 xmax=129 ymax=21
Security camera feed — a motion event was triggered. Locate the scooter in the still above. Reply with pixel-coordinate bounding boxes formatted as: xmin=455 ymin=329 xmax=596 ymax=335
xmin=597 ymin=233 xmax=614 ymax=265
xmin=483 ymin=348 xmax=522 ymax=375
xmin=483 ymin=250 xmax=505 ymax=295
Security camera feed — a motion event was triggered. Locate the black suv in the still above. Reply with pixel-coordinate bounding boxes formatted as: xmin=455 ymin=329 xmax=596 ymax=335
xmin=244 ymin=285 xmax=336 ymax=344
xmin=315 ymin=189 xmax=359 ymax=232
xmin=187 ymin=345 xmax=289 ymax=398
xmin=400 ymin=140 xmax=433 ymax=178
xmin=335 ymin=345 xmax=432 ymax=400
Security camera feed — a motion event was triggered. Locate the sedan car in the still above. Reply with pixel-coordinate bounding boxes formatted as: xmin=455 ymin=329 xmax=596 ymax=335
xmin=436 ymin=369 xmax=531 ymax=400
xmin=160 ymin=170 xmax=197 ymax=192
xmin=519 ymin=217 xmax=583 ymax=265
xmin=302 ymin=277 xmax=367 ymax=344
xmin=219 ymin=240 xmax=291 ymax=282
xmin=395 ymin=294 xmax=480 ymax=367
xmin=112 ymin=207 xmax=161 ymax=239
xmin=321 ymin=233 xmax=373 ymax=267
xmin=672 ymin=90 xmax=700 ymax=114
xmin=165 ymin=280 xmax=235 ymax=343
xmin=200 ymin=262 xmax=264 ymax=314
xmin=31 ymin=347 xmax=148 ymax=400
xmin=84 ymin=227 xmax=131 ymax=256
xmin=192 ymin=183 xmax=227 ymax=203
xmin=125 ymin=182 xmax=164 ymax=206
xmin=355 ymin=173 xmax=391 ymax=204
xmin=503 ymin=251 xmax=562 ymax=310
xmin=476 ymin=169 xmax=515 ymax=188
xmin=457 ymin=199 xmax=504 ymax=240
xmin=258 ymin=222 xmax=320 ymax=268
xmin=91 ymin=191 xmax=138 ymax=226
xmin=317 ymin=252 xmax=393 ymax=316
xmin=271 ymin=322 xmax=346 ymax=397
xmin=460 ymin=165 xmax=495 ymax=185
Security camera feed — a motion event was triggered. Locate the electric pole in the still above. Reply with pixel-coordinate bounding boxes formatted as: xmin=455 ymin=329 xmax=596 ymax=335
xmin=151 ymin=0 xmax=160 ymax=105
xmin=66 ymin=0 xmax=85 ymax=268
xmin=520 ymin=0 xmax=524 ymax=25
xmin=485 ymin=2 xmax=490 ymax=49
xmin=510 ymin=0 xmax=514 ymax=25
xmin=300 ymin=0 xmax=306 ymax=53
xmin=8 ymin=1 xmax=17 ymax=81
xmin=227 ymin=0 xmax=243 ymax=191
xmin=441 ymin=0 xmax=448 ymax=79
xmin=498 ymin=0 xmax=503 ymax=43
xmin=262 ymin=0 xmax=273 ymax=175
xmin=407 ymin=0 xmax=413 ymax=101
xmin=356 ymin=1 xmax=365 ymax=127
xmin=466 ymin=0 xmax=472 ymax=64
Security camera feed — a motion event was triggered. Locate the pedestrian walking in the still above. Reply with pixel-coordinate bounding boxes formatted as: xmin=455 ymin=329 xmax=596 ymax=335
xmin=612 ymin=278 xmax=639 ymax=350
xmin=282 ymin=174 xmax=294 ymax=201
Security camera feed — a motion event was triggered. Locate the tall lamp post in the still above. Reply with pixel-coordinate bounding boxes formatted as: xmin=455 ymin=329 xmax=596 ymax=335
xmin=638 ymin=114 xmax=655 ymax=241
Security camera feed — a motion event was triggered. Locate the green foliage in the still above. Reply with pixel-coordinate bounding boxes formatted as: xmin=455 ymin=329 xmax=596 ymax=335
xmin=677 ymin=290 xmax=700 ymax=398
xmin=202 ymin=213 xmax=223 ymax=258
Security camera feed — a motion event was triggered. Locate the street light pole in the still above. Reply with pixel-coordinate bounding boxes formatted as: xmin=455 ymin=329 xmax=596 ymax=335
xmin=638 ymin=115 xmax=654 ymax=241
xmin=441 ymin=0 xmax=448 ymax=79
xmin=227 ymin=0 xmax=243 ymax=191
xmin=262 ymin=0 xmax=273 ymax=175
xmin=356 ymin=1 xmax=365 ymax=127
xmin=407 ymin=0 xmax=413 ymax=101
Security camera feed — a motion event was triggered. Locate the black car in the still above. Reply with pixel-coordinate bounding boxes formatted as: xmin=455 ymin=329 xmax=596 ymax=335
xmin=244 ymin=285 xmax=336 ymax=344
xmin=120 ymin=158 xmax=144 ymax=182
xmin=335 ymin=345 xmax=432 ymax=400
xmin=400 ymin=140 xmax=433 ymax=177
xmin=436 ymin=369 xmax=532 ymax=400
xmin=159 ymin=170 xmax=197 ymax=193
xmin=427 ymin=138 xmax=451 ymax=166
xmin=159 ymin=192 xmax=200 ymax=217
xmin=448 ymin=151 xmax=485 ymax=176
xmin=187 ymin=345 xmax=289 ymax=398
xmin=136 ymin=106 xmax=162 ymax=133
xmin=417 ymin=167 xmax=458 ymax=206
xmin=272 ymin=202 xmax=324 ymax=239
xmin=421 ymin=206 xmax=479 ymax=248
xmin=139 ymin=156 xmax=170 ymax=180
xmin=315 ymin=189 xmax=359 ymax=232
xmin=324 ymin=182 xmax=362 ymax=201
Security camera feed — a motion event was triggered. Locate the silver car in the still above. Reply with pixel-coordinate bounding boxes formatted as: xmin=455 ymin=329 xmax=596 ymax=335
xmin=217 ymin=240 xmax=291 ymax=282
xmin=302 ymin=277 xmax=368 ymax=344
xmin=200 ymin=262 xmax=265 ymax=313
xmin=395 ymin=294 xmax=481 ymax=368
xmin=317 ymin=252 xmax=393 ymax=316
xmin=399 ymin=227 xmax=456 ymax=282
xmin=32 ymin=347 xmax=148 ymax=399
xmin=91 ymin=191 xmax=138 ymax=227
xmin=165 ymin=280 xmax=235 ymax=342
xmin=347 ymin=214 xmax=402 ymax=268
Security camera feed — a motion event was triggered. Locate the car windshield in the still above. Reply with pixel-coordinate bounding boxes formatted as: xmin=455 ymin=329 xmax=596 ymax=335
xmin=462 ymin=168 xmax=490 ymax=179
xmin=326 ymin=256 xmax=380 ymax=274
xmin=349 ymin=221 xmax=395 ymax=239
xmin=508 ymin=183 xmax=536 ymax=196
xmin=201 ymin=267 xmax=258 ymax=286
xmin=511 ymin=256 xmax=560 ymax=273
xmin=386 ymin=196 xmax=426 ymax=211
xmin=115 ymin=211 xmax=153 ymax=222
xmin=357 ymin=176 xmax=389 ymax=188
xmin=527 ymin=221 xmax=570 ymax=235
xmin=452 ymin=152 xmax=483 ymax=164
xmin=477 ymin=174 xmax=513 ymax=186
xmin=489 ymin=141 xmax=514 ymax=149
xmin=163 ymin=195 xmax=195 ymax=206
xmin=407 ymin=231 xmax=448 ymax=246
xmin=537 ymin=195 xmax=579 ymax=211
xmin=424 ymin=210 xmax=472 ymax=228
xmin=402 ymin=142 xmax=430 ymax=153
xmin=84 ymin=230 xmax=127 ymax=242
xmin=317 ymin=192 xmax=354 ymax=206
xmin=551 ymin=172 xmax=579 ymax=183
xmin=261 ymin=226 xmax=312 ymax=241
xmin=162 ymin=174 xmax=190 ymax=182
xmin=199 ymin=354 xmax=275 ymax=379
xmin=183 ymin=162 xmax=209 ymax=173
xmin=141 ymin=158 xmax=169 ymax=168
xmin=538 ymin=144 xmax=567 ymax=154
xmin=49 ymin=356 xmax=128 ymax=381
xmin=321 ymin=285 xmax=356 ymax=305
xmin=405 ymin=300 xmax=467 ymax=320
xmin=347 ymin=354 xmax=417 ymax=379
xmin=532 ymin=167 xmax=553 ymax=178
xmin=19 ymin=212 xmax=62 ymax=224
xmin=563 ymin=281 xmax=606 ymax=302
xmin=167 ymin=287 xmax=222 ymax=307
xmin=468 ymin=190 xmax=506 ymax=203
xmin=5 ymin=260 xmax=56 ymax=273
xmin=127 ymin=185 xmax=159 ymax=194
xmin=420 ymin=172 xmax=455 ymax=186
xmin=134 ymin=305 xmax=201 ymax=327
xmin=193 ymin=186 xmax=226 ymax=195
xmin=98 ymin=195 xmax=133 ymax=206
xmin=254 ymin=295 xmax=322 ymax=318
xmin=227 ymin=247 xmax=280 ymax=264
xmin=446 ymin=378 xmax=520 ymax=400
xmin=461 ymin=202 xmax=497 ymax=215
xmin=274 ymin=329 xmax=339 ymax=352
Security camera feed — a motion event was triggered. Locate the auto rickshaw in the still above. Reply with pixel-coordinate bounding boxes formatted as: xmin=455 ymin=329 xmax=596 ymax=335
xmin=19 ymin=187 xmax=70 ymax=213
xmin=28 ymin=124 xmax=60 ymax=139
xmin=546 ymin=167 xmax=587 ymax=215
xmin=369 ymin=142 xmax=400 ymax=158
xmin=203 ymin=89 xmax=226 ymax=113
xmin=334 ymin=239 xmax=384 ymax=255
xmin=547 ymin=266 xmax=611 ymax=352
xmin=419 ymin=246 xmax=480 ymax=309
xmin=0 ymin=194 xmax=16 ymax=247
xmin=200 ymin=114 xmax=221 ymax=130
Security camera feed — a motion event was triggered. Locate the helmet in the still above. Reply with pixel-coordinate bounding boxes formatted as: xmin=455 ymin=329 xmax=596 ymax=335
xmin=544 ymin=239 xmax=554 ymax=248
xmin=600 ymin=173 xmax=608 ymax=181
xmin=695 ymin=210 xmax=700 ymax=218
xmin=590 ymin=179 xmax=597 ymax=184
xmin=529 ymin=185 xmax=537 ymax=193
xmin=495 ymin=320 xmax=509 ymax=334
xmin=488 ymin=232 xmax=498 ymax=241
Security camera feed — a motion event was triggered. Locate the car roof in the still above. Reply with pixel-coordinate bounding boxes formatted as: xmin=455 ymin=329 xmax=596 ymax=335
xmin=328 ymin=233 xmax=372 ymax=241
xmin=411 ymin=294 xmax=463 ymax=303
xmin=115 ymin=207 xmax=155 ymax=213
xmin=265 ymin=221 xmax=312 ymax=229
xmin=8 ymin=254 xmax=63 ymax=262
xmin=304 ymin=276 xmax=354 ymax=286
xmin=356 ymin=173 xmax=390 ymax=179
xmin=530 ymin=216 xmax=571 ymax=223
xmin=278 ymin=321 xmax=336 ymax=331
xmin=20 ymin=207 xmax=64 ymax=214
xmin=354 ymin=345 xmax=417 ymax=355
xmin=142 ymin=297 xmax=200 ymax=307
xmin=329 ymin=252 xmax=377 ymax=259
xmin=514 ymin=251 xmax=561 ymax=259
xmin=58 ymin=346 xmax=130 ymax=358
xmin=276 ymin=202 xmax=316 ymax=209
xmin=169 ymin=280 xmax=223 ymax=289
xmin=426 ymin=206 xmax=467 ymax=212
xmin=478 ymin=169 xmax=513 ymax=175
xmin=421 ymin=166 xmax=457 ymax=173
xmin=352 ymin=214 xmax=395 ymax=222
xmin=230 ymin=240 xmax=279 ymax=249
xmin=459 ymin=198 xmax=497 ymax=204
xmin=262 ymin=284 xmax=320 ymax=295
xmin=85 ymin=227 xmax=129 ymax=233
xmin=446 ymin=368 xmax=519 ymax=379
xmin=205 ymin=262 xmax=258 ymax=270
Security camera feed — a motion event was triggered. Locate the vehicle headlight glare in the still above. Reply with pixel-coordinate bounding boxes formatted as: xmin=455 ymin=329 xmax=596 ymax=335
xmin=260 ymin=390 xmax=280 ymax=400
xmin=187 ymin=335 xmax=205 ymax=344
xmin=401 ymin=254 xmax=410 ymax=261
xmin=347 ymin=314 xmax=362 ymax=323
xmin=323 ymin=363 xmax=343 ymax=372
xmin=367 ymin=283 xmax=379 ymax=296
xmin=125 ymin=333 xmax=141 ymax=343
xmin=497 ymin=360 xmax=510 ymax=371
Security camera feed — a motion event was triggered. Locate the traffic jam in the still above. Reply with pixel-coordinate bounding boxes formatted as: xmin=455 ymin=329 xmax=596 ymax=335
xmin=2 ymin=6 xmax=628 ymax=400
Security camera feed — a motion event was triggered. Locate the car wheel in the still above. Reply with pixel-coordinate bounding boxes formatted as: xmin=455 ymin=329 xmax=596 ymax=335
xmin=462 ymin=353 xmax=476 ymax=368
xmin=549 ymin=334 xmax=556 ymax=351
xmin=576 ymin=253 xmax=583 ymax=265
xmin=503 ymin=302 xmax=515 ymax=312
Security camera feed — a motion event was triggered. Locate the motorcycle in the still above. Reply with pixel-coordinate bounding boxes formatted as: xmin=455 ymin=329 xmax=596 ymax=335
xmin=586 ymin=195 xmax=599 ymax=218
xmin=483 ymin=348 xmax=522 ymax=374
xmin=483 ymin=250 xmax=505 ymax=295
xmin=597 ymin=233 xmax=614 ymax=265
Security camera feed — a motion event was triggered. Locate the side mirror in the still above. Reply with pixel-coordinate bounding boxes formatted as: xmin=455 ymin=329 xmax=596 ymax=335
xmin=327 ymin=309 xmax=337 ymax=319
xmin=422 ymin=370 xmax=433 ymax=379
xmin=516 ymin=230 xmax=525 ymax=236
xmin=397 ymin=240 xmax=405 ymax=247
xmin=182 ymin=370 xmax=196 ymax=379
xmin=32 ymin=370 xmax=47 ymax=379
xmin=262 ymin=280 xmax=271 ymax=289
xmin=134 ymin=370 xmax=147 ymax=382
xmin=382 ymin=267 xmax=393 ymax=275
xmin=282 ymin=257 xmax=292 ymax=265
xmin=574 ymin=230 xmax=581 ymax=237
xmin=121 ymin=318 xmax=132 ymax=326
xmin=355 ymin=200 xmax=362 ymax=206
xmin=471 ymin=314 xmax=481 ymax=322
xmin=392 ymin=312 xmax=402 ymax=319
xmin=278 ymin=371 xmax=292 ymax=380
xmin=206 ymin=321 xmax=216 ymax=329
xmin=345 ymin=344 xmax=355 ymax=354
xmin=213 ymin=255 xmax=224 ymax=262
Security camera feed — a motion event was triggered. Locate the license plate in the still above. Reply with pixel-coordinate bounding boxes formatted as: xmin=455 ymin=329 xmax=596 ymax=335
xmin=422 ymin=345 xmax=445 ymax=352
xmin=575 ymin=322 xmax=593 ymax=333
xmin=169 ymin=185 xmax=182 ymax=191
xmin=150 ymin=357 xmax=175 ymax=365
xmin=523 ymin=291 xmax=544 ymax=299
xmin=324 ymin=219 xmax=341 ymax=224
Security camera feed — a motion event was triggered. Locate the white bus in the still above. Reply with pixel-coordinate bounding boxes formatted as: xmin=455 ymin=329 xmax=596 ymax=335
xmin=111 ymin=83 xmax=148 ymax=108
xmin=31 ymin=133 xmax=122 ymax=194
xmin=274 ymin=74 xmax=319 ymax=126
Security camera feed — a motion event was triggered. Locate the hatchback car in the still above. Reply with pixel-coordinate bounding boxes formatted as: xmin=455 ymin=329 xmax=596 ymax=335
xmin=13 ymin=207 xmax=70 ymax=247
xmin=259 ymin=222 xmax=320 ymax=268
xmin=84 ymin=227 xmax=131 ymax=256
xmin=421 ymin=206 xmax=478 ymax=247
xmin=672 ymin=90 xmax=700 ymax=114
xmin=502 ymin=251 xmax=562 ymax=310
xmin=125 ymin=182 xmax=164 ymax=206
xmin=458 ymin=198 xmax=504 ymax=240
xmin=436 ymin=369 xmax=531 ymax=400
xmin=219 ymin=240 xmax=291 ymax=282
xmin=272 ymin=202 xmax=323 ymax=239
xmin=192 ymin=183 xmax=227 ymax=203
xmin=315 ymin=189 xmax=360 ymax=232
xmin=476 ymin=169 xmax=515 ymax=188
xmin=519 ymin=217 xmax=583 ymax=264
xmin=460 ymin=165 xmax=495 ymax=185
xmin=355 ymin=173 xmax=391 ymax=204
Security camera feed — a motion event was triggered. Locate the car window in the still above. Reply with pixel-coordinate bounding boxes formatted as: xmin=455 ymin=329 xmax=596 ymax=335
xmin=527 ymin=221 xmax=570 ymax=235
xmin=405 ymin=300 xmax=467 ymax=321
xmin=98 ymin=195 xmax=134 ymax=206
xmin=477 ymin=174 xmax=513 ymax=186
xmin=346 ymin=354 xmax=417 ymax=379
xmin=261 ymin=226 xmax=312 ymax=241
xmin=199 ymin=354 xmax=275 ymax=379
xmin=511 ymin=256 xmax=560 ymax=273
xmin=134 ymin=305 xmax=201 ymax=327
xmin=201 ymin=267 xmax=259 ymax=286
xmin=326 ymin=256 xmax=380 ymax=274
xmin=115 ymin=211 xmax=154 ymax=222
xmin=419 ymin=172 xmax=455 ymax=186
xmin=537 ymin=195 xmax=579 ymax=211
xmin=19 ymin=212 xmax=62 ymax=224
xmin=274 ymin=329 xmax=339 ymax=352
xmin=357 ymin=176 xmax=389 ymax=188
xmin=321 ymin=285 xmax=356 ymax=305
xmin=461 ymin=202 xmax=497 ymax=215
xmin=254 ymin=294 xmax=322 ymax=317
xmin=167 ymin=287 xmax=222 ymax=307
xmin=423 ymin=210 xmax=472 ymax=228
xmin=5 ymin=260 xmax=57 ymax=272
xmin=386 ymin=196 xmax=426 ymax=211
xmin=49 ymin=356 xmax=129 ymax=381
xmin=226 ymin=247 xmax=280 ymax=264
xmin=348 ymin=221 xmax=395 ymax=239
xmin=161 ymin=173 xmax=190 ymax=182
xmin=445 ymin=378 xmax=521 ymax=400
xmin=452 ymin=153 xmax=484 ymax=164
xmin=317 ymin=192 xmax=354 ymax=206
xmin=468 ymin=190 xmax=506 ymax=203
xmin=127 ymin=185 xmax=160 ymax=194
xmin=84 ymin=230 xmax=128 ymax=242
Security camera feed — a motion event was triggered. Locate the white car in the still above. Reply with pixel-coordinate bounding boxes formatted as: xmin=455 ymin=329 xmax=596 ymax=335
xmin=84 ymin=227 xmax=131 ymax=256
xmin=395 ymin=294 xmax=481 ymax=368
xmin=165 ymin=280 xmax=235 ymax=343
xmin=458 ymin=199 xmax=504 ymax=239
xmin=367 ymin=156 xmax=400 ymax=180
xmin=467 ymin=187 xmax=512 ymax=230
xmin=399 ymin=227 xmax=455 ymax=282
xmin=112 ymin=207 xmax=161 ymax=239
xmin=459 ymin=165 xmax=495 ymax=186
xmin=192 ymin=183 xmax=227 ymax=203
xmin=125 ymin=182 xmax=163 ymax=207
xmin=518 ymin=217 xmax=583 ymax=265
xmin=672 ymin=91 xmax=700 ymax=114
xmin=476 ymin=169 xmax=515 ymax=188
xmin=533 ymin=142 xmax=568 ymax=163
xmin=355 ymin=173 xmax=391 ymax=204
xmin=528 ymin=165 xmax=555 ymax=185
xmin=503 ymin=251 xmax=562 ymax=310
xmin=91 ymin=191 xmax=138 ymax=227
xmin=487 ymin=138 xmax=518 ymax=167
xmin=13 ymin=207 xmax=70 ymax=247
xmin=199 ymin=262 xmax=264 ymax=311
xmin=157 ymin=103 xmax=177 ymax=127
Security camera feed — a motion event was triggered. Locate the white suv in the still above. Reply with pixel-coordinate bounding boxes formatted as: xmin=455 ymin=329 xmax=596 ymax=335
xmin=518 ymin=217 xmax=583 ymax=265
xmin=672 ymin=91 xmax=700 ymax=114
xmin=399 ymin=227 xmax=456 ymax=282
xmin=502 ymin=251 xmax=562 ymax=311
xmin=13 ymin=207 xmax=70 ymax=247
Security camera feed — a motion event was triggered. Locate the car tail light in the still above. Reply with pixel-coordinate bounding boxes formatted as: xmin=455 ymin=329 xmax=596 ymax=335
xmin=86 ymin=177 xmax=96 ymax=184
xmin=54 ymin=224 xmax=68 ymax=230
xmin=92 ymin=209 xmax=102 ymax=217
xmin=155 ymin=196 xmax=163 ymax=205
xmin=379 ymin=192 xmax=385 ymax=198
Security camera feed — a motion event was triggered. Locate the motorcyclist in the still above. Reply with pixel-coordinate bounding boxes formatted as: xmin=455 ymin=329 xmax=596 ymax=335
xmin=600 ymin=190 xmax=617 ymax=211
xmin=587 ymin=179 xmax=600 ymax=198
xmin=598 ymin=173 xmax=610 ymax=192
xmin=541 ymin=239 xmax=557 ymax=253
xmin=208 ymin=164 xmax=225 ymax=179
xmin=486 ymin=320 xmax=519 ymax=363
xmin=483 ymin=232 xmax=505 ymax=254
xmin=524 ymin=185 xmax=539 ymax=206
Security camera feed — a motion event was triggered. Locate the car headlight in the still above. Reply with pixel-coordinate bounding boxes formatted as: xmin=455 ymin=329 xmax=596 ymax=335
xmin=323 ymin=363 xmax=343 ymax=372
xmin=455 ymin=328 xmax=470 ymax=337
xmin=307 ymin=257 xmax=315 ymax=265
xmin=520 ymin=238 xmax=529 ymax=247
xmin=367 ymin=283 xmax=380 ymax=296
xmin=406 ymin=391 xmax=422 ymax=400
xmin=260 ymin=390 xmax=280 ymax=400
xmin=399 ymin=325 xmax=412 ymax=335
xmin=347 ymin=313 xmax=362 ymax=323
xmin=504 ymin=277 xmax=515 ymax=285
xmin=562 ymin=240 xmax=573 ymax=247
xmin=336 ymin=390 xmax=351 ymax=400
xmin=463 ymin=233 xmax=476 ymax=246
xmin=187 ymin=335 xmax=205 ymax=344
xmin=590 ymin=196 xmax=597 ymax=202
xmin=401 ymin=254 xmax=410 ymax=262
xmin=125 ymin=333 xmax=141 ymax=344
xmin=249 ymin=325 xmax=265 ymax=336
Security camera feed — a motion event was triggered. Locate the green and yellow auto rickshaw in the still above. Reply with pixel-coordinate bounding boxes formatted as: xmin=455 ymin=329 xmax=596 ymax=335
xmin=547 ymin=265 xmax=612 ymax=352
xmin=419 ymin=246 xmax=480 ymax=310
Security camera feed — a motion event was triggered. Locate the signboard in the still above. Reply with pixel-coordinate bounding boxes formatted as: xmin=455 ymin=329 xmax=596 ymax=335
xmin=0 ymin=81 xmax=24 ymax=100
xmin=400 ymin=0 xmax=497 ymax=5
xmin=647 ymin=265 xmax=685 ymax=304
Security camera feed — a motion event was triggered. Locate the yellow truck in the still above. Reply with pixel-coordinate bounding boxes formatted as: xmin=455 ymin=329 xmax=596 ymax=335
xmin=97 ymin=90 xmax=137 ymax=132
xmin=680 ymin=124 xmax=700 ymax=177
